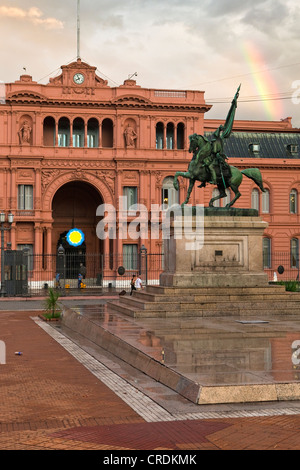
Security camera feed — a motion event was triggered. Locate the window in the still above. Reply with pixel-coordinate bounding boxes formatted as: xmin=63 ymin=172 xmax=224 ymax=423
xmin=18 ymin=185 xmax=33 ymax=210
xmin=251 ymin=188 xmax=260 ymax=211
xmin=263 ymin=238 xmax=271 ymax=268
xmin=123 ymin=244 xmax=138 ymax=270
xmin=17 ymin=244 xmax=34 ymax=271
xmin=249 ymin=143 xmax=260 ymax=155
xmin=87 ymin=118 xmax=99 ymax=148
xmin=43 ymin=116 xmax=55 ymax=146
xmin=177 ymin=123 xmax=184 ymax=150
xmin=290 ymin=189 xmax=298 ymax=214
xmin=291 ymin=238 xmax=299 ymax=268
xmin=162 ymin=177 xmax=179 ymax=207
xmin=102 ymin=118 xmax=113 ymax=148
xmin=262 ymin=188 xmax=270 ymax=213
xmin=123 ymin=187 xmax=138 ymax=210
xmin=72 ymin=118 xmax=84 ymax=148
xmin=156 ymin=122 xmax=164 ymax=149
xmin=166 ymin=123 xmax=174 ymax=149
xmin=58 ymin=117 xmax=70 ymax=147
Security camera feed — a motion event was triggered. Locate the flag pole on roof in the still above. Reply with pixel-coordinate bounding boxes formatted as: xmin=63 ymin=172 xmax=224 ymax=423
xmin=77 ymin=0 xmax=81 ymax=59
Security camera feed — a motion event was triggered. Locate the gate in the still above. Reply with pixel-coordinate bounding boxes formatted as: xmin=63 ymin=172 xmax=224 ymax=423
xmin=4 ymin=250 xmax=28 ymax=296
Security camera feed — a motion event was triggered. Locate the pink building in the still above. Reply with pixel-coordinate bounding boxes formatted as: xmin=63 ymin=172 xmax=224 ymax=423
xmin=0 ymin=58 xmax=299 ymax=288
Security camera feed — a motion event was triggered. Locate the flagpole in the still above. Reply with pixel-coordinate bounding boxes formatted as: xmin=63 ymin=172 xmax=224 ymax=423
xmin=77 ymin=0 xmax=80 ymax=59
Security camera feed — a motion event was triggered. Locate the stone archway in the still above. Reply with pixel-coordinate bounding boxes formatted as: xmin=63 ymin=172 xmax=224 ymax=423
xmin=52 ymin=180 xmax=103 ymax=256
xmin=52 ymin=180 xmax=104 ymax=282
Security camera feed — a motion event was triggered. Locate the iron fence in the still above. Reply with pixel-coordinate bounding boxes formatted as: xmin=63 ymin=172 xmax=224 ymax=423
xmin=264 ymin=252 xmax=300 ymax=282
xmin=2 ymin=249 xmax=299 ymax=297
xmin=20 ymin=251 xmax=164 ymax=296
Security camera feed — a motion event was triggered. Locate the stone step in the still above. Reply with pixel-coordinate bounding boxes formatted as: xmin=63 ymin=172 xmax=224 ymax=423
xmin=107 ymin=299 xmax=300 ymax=319
xmin=145 ymin=284 xmax=287 ymax=296
xmin=133 ymin=290 xmax=299 ymax=303
xmin=106 ymin=300 xmax=161 ymax=318
xmin=180 ymin=299 xmax=300 ymax=311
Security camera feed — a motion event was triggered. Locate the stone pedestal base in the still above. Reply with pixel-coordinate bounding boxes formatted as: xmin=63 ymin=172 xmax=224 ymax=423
xmin=160 ymin=208 xmax=269 ymax=288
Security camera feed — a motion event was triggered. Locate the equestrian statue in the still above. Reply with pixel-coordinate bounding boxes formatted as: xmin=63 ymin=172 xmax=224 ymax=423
xmin=173 ymin=85 xmax=266 ymax=208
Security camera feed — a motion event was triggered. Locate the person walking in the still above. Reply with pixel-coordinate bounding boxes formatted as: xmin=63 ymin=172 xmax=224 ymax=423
xmin=130 ymin=275 xmax=136 ymax=296
xmin=135 ymin=276 xmax=143 ymax=290
xmin=78 ymin=272 xmax=83 ymax=289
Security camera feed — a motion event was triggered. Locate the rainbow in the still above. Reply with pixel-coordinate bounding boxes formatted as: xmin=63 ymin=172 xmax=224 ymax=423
xmin=241 ymin=41 xmax=284 ymax=121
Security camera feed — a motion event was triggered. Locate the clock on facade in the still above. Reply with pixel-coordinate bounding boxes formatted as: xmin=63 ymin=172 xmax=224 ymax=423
xmin=73 ymin=73 xmax=85 ymax=84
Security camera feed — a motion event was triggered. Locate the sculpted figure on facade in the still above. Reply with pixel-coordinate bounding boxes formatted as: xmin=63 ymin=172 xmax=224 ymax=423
xmin=18 ymin=119 xmax=32 ymax=145
xmin=124 ymin=124 xmax=137 ymax=148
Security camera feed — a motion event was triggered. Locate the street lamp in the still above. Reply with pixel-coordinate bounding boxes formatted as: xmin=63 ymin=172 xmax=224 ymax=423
xmin=0 ymin=212 xmax=14 ymax=297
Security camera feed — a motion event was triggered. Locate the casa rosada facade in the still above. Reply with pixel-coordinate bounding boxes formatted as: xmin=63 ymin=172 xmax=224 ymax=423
xmin=1 ymin=58 xmax=300 ymax=283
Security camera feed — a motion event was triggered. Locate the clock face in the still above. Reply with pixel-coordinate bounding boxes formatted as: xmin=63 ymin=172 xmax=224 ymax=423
xmin=73 ymin=73 xmax=85 ymax=84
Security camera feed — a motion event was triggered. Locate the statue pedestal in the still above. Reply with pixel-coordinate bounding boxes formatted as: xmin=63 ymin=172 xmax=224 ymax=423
xmin=160 ymin=208 xmax=269 ymax=288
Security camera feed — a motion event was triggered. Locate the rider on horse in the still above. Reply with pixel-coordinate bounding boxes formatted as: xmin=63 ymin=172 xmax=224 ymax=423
xmin=204 ymin=124 xmax=230 ymax=185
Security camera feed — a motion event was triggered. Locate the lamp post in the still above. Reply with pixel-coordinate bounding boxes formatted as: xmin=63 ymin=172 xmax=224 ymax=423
xmin=0 ymin=212 xmax=14 ymax=297
xmin=57 ymin=244 xmax=66 ymax=290
xmin=140 ymin=244 xmax=148 ymax=286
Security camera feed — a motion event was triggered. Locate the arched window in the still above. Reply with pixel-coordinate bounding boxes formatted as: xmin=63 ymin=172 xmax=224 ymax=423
xmin=166 ymin=123 xmax=174 ymax=149
xmin=58 ymin=117 xmax=70 ymax=147
xmin=262 ymin=188 xmax=270 ymax=213
xmin=290 ymin=189 xmax=298 ymax=214
xmin=263 ymin=238 xmax=271 ymax=268
xmin=72 ymin=117 xmax=84 ymax=148
xmin=162 ymin=176 xmax=179 ymax=207
xmin=291 ymin=238 xmax=299 ymax=268
xmin=251 ymin=188 xmax=260 ymax=211
xmin=102 ymin=118 xmax=113 ymax=148
xmin=43 ymin=116 xmax=55 ymax=146
xmin=87 ymin=118 xmax=99 ymax=148
xmin=156 ymin=122 xmax=164 ymax=149
xmin=177 ymin=123 xmax=184 ymax=150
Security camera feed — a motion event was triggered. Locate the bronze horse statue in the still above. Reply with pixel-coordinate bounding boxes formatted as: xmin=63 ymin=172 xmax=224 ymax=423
xmin=173 ymin=133 xmax=266 ymax=208
xmin=173 ymin=85 xmax=266 ymax=208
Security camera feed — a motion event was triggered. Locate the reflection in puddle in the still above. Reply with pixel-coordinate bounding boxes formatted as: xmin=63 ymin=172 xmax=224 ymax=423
xmin=61 ymin=304 xmax=300 ymax=387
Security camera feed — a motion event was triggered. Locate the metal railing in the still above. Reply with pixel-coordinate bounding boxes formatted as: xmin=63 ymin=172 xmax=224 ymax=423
xmin=21 ymin=251 xmax=164 ymax=296
xmin=264 ymin=252 xmax=300 ymax=282
xmin=2 ymin=249 xmax=300 ymax=297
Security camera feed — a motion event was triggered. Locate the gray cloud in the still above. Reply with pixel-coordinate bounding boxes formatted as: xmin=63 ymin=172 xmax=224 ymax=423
xmin=0 ymin=0 xmax=299 ymax=125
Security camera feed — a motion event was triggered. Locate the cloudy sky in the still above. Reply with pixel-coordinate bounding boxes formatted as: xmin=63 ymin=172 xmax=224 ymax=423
xmin=0 ymin=0 xmax=300 ymax=126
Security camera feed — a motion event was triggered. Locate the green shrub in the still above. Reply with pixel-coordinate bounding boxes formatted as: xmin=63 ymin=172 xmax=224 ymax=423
xmin=44 ymin=288 xmax=62 ymax=318
xmin=277 ymin=280 xmax=299 ymax=292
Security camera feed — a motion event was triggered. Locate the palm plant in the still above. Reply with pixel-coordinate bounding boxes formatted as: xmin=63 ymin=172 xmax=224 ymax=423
xmin=43 ymin=288 xmax=62 ymax=319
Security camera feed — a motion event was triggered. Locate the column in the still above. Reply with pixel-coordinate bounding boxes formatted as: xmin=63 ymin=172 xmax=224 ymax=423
xmin=69 ymin=119 xmax=73 ymax=147
xmin=163 ymin=124 xmax=167 ymax=149
xmin=46 ymin=226 xmax=52 ymax=255
xmin=98 ymin=121 xmax=102 ymax=148
xmin=10 ymin=168 xmax=16 ymax=211
xmin=10 ymin=223 xmax=16 ymax=250
xmin=55 ymin=120 xmax=58 ymax=147
xmin=34 ymin=223 xmax=42 ymax=254
xmin=84 ymin=121 xmax=88 ymax=147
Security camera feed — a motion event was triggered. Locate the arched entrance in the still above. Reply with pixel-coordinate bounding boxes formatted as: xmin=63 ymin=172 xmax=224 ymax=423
xmin=52 ymin=181 xmax=103 ymax=281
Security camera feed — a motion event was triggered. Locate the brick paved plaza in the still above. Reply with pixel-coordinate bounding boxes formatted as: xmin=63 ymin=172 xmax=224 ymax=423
xmin=0 ymin=303 xmax=300 ymax=451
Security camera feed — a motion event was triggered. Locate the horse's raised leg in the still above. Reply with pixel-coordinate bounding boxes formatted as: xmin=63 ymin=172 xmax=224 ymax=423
xmin=209 ymin=185 xmax=226 ymax=207
xmin=226 ymin=183 xmax=241 ymax=208
xmin=173 ymin=171 xmax=191 ymax=191
xmin=182 ymin=179 xmax=195 ymax=206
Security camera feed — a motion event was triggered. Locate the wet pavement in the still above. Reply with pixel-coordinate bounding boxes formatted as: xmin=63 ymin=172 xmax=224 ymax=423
xmin=1 ymin=298 xmax=300 ymax=449
xmin=60 ymin=303 xmax=300 ymax=404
